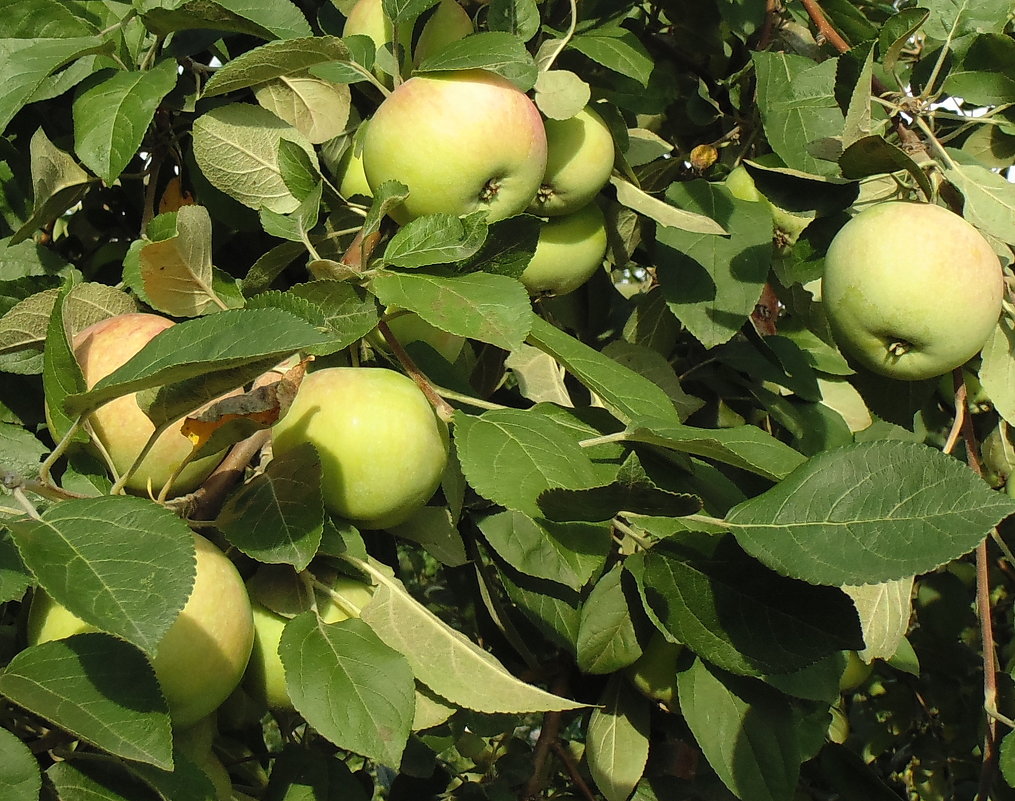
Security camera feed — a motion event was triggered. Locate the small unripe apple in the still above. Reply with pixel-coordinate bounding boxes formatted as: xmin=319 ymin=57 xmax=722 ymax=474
xmin=333 ymin=124 xmax=372 ymax=200
xmin=821 ymin=202 xmax=1002 ymax=381
xmin=271 ymin=367 xmax=449 ymax=528
xmin=530 ymin=105 xmax=614 ymax=217
xmin=244 ymin=573 xmax=375 ymax=710
xmin=69 ymin=313 xmax=227 ymax=497
xmin=363 ymin=70 xmax=547 ymax=223
xmin=343 ymin=0 xmax=409 ymax=78
xmin=520 ymin=202 xmax=608 ymax=296
xmin=838 ymin=650 xmax=873 ymax=692
xmin=624 ymin=630 xmax=682 ymax=711
xmin=28 ymin=533 xmax=254 ymax=729
xmin=414 ymin=0 xmax=474 ymax=63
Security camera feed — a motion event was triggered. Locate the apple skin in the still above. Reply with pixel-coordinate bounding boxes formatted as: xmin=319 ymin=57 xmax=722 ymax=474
xmin=821 ymin=202 xmax=1002 ymax=381
xmin=520 ymin=202 xmax=608 ymax=296
xmin=414 ymin=0 xmax=474 ymax=63
xmin=271 ymin=367 xmax=449 ymax=528
xmin=71 ymin=313 xmax=226 ymax=497
xmin=838 ymin=650 xmax=873 ymax=692
xmin=529 ymin=105 xmax=614 ymax=217
xmin=334 ymin=125 xmax=372 ymax=201
xmin=28 ymin=533 xmax=255 ymax=729
xmin=244 ymin=574 xmax=375 ymax=711
xmin=362 ymin=70 xmax=547 ymax=223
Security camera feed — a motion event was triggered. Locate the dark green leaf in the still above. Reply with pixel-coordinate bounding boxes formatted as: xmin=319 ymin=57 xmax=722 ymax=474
xmin=415 ymin=31 xmax=538 ymax=91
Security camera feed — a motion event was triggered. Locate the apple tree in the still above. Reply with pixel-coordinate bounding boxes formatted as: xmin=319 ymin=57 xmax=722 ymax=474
xmin=2 ymin=0 xmax=1015 ymax=800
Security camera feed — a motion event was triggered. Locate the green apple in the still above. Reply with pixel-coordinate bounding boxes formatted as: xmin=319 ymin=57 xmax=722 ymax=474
xmin=375 ymin=308 xmax=465 ymax=362
xmin=28 ymin=533 xmax=254 ymax=729
xmin=414 ymin=0 xmax=474 ymax=63
xmin=530 ymin=105 xmax=614 ymax=217
xmin=333 ymin=123 xmax=372 ymax=200
xmin=362 ymin=70 xmax=547 ymax=223
xmin=520 ymin=202 xmax=608 ymax=296
xmin=244 ymin=572 xmax=375 ymax=710
xmin=70 ymin=313 xmax=227 ymax=497
xmin=724 ymin=164 xmax=810 ymax=243
xmin=821 ymin=201 xmax=1003 ymax=381
xmin=624 ymin=630 xmax=682 ymax=711
xmin=827 ymin=702 xmax=850 ymax=744
xmin=838 ymin=650 xmax=873 ymax=692
xmin=271 ymin=367 xmax=449 ymax=528
xmin=176 ymin=717 xmax=233 ymax=801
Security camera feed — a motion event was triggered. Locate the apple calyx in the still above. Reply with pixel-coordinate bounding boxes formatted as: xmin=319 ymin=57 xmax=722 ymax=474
xmin=888 ymin=340 xmax=912 ymax=358
xmin=479 ymin=177 xmax=502 ymax=203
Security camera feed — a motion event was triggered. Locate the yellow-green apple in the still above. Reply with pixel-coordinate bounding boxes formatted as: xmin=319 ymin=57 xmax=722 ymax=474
xmin=243 ymin=572 xmax=375 ymax=710
xmin=520 ymin=202 xmax=608 ymax=296
xmin=175 ymin=715 xmax=233 ymax=801
xmin=70 ymin=313 xmax=227 ymax=497
xmin=821 ymin=201 xmax=1002 ymax=381
xmin=362 ymin=70 xmax=547 ymax=222
xmin=838 ymin=650 xmax=872 ymax=692
xmin=28 ymin=533 xmax=254 ymax=729
xmin=724 ymin=164 xmax=810 ymax=243
xmin=271 ymin=367 xmax=449 ymax=528
xmin=529 ymin=105 xmax=614 ymax=217
xmin=624 ymin=630 xmax=682 ymax=711
xmin=413 ymin=0 xmax=474 ymax=63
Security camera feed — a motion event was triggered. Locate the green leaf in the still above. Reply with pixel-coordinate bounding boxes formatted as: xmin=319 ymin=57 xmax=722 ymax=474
xmin=623 ymin=417 xmax=806 ymax=482
xmin=943 ymin=70 xmax=1015 ymax=106
xmin=843 ymin=576 xmax=914 ymax=662
xmin=841 ymin=44 xmax=874 ymax=149
xmin=0 ymin=36 xmax=107 ymax=134
xmin=0 ymin=725 xmax=40 ymax=801
xmin=217 ymin=442 xmax=324 ymax=571
xmin=568 ymin=28 xmax=653 ymax=88
xmin=355 ymin=558 xmax=585 ymax=712
xmin=7 ymin=496 xmax=196 ymax=655
xmin=677 ymin=659 xmax=802 ymax=801
xmin=656 ymin=181 xmax=773 ymax=349
xmin=0 ymin=633 xmax=172 ymax=768
xmin=255 ymin=75 xmax=352 ymax=145
xmin=922 ymin=0 xmax=1013 ymax=39
xmin=499 ymin=565 xmax=581 ymax=651
xmin=0 ymin=288 xmax=58 ymax=375
xmin=728 ymin=440 xmax=1015 ymax=586
xmin=477 ymin=510 xmax=610 ymax=590
xmin=981 ymin=316 xmax=1015 ymax=427
xmin=629 ymin=537 xmax=863 ymax=676
xmin=839 ymin=135 xmax=934 ymax=200
xmin=389 ymin=507 xmax=468 ymax=567
xmin=576 ymin=564 xmax=642 ymax=675
xmin=601 ymin=341 xmax=704 ymax=421
xmin=72 ymin=60 xmax=179 ymax=184
xmin=538 ymin=452 xmax=702 ymax=522
xmin=262 ymin=746 xmax=370 ymax=801
xmin=487 ymin=0 xmax=540 ymax=40
xmin=454 ymin=408 xmax=600 ymax=517
xmin=753 ymin=51 xmax=844 ymax=175
xmin=12 ymin=128 xmax=91 ymax=245
xmin=454 ymin=213 xmax=540 ymax=278
xmin=138 ymin=0 xmax=312 ymax=40
xmin=415 ymin=31 xmax=538 ymax=91
xmin=41 ymin=283 xmax=86 ymax=444
xmin=192 ymin=103 xmax=319 ymax=214
xmin=534 ymin=69 xmax=590 ymax=120
xmin=610 ymin=176 xmax=727 ymax=235
xmin=137 ymin=206 xmax=226 ymax=318
xmin=383 ymin=0 xmax=438 ymax=25
xmin=280 ymin=613 xmax=415 ymax=767
xmin=382 ymin=212 xmax=488 ymax=268
xmin=586 ymin=676 xmax=650 ymax=801
xmin=63 ymin=308 xmax=327 ymax=418
xmin=879 ymin=8 xmax=930 ymax=75
xmin=944 ymin=150 xmax=1015 ymax=243
xmin=203 ymin=36 xmax=351 ymax=96
xmin=0 ymin=530 xmax=32 ymax=603
xmin=371 ymin=270 xmax=531 ymax=350
xmin=527 ymin=315 xmax=684 ymax=425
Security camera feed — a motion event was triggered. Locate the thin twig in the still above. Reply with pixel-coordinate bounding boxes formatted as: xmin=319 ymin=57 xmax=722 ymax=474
xmin=178 ymin=429 xmax=272 ymax=522
xmin=521 ymin=674 xmax=570 ymax=800
xmin=377 ymin=320 xmax=455 ymax=422
xmin=550 ymin=740 xmax=597 ymax=801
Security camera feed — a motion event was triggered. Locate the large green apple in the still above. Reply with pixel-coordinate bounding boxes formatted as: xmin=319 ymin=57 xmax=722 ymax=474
xmin=529 ymin=105 xmax=614 ymax=217
xmin=520 ymin=202 xmax=608 ymax=296
xmin=243 ymin=572 xmax=376 ymax=710
xmin=28 ymin=532 xmax=254 ymax=729
xmin=271 ymin=367 xmax=449 ymax=528
xmin=70 ymin=313 xmax=228 ymax=497
xmin=821 ymin=201 xmax=1003 ymax=381
xmin=362 ymin=70 xmax=547 ymax=223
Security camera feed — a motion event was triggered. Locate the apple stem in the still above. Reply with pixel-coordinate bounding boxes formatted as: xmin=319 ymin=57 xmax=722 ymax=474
xmin=37 ymin=417 xmax=85 ymax=488
xmin=376 ymin=320 xmax=456 ymax=422
xmin=308 ymin=574 xmax=364 ymax=618
xmin=887 ymin=340 xmax=911 ymax=357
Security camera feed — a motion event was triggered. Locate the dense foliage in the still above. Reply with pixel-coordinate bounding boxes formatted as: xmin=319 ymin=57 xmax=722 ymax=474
xmin=2 ymin=0 xmax=1015 ymax=800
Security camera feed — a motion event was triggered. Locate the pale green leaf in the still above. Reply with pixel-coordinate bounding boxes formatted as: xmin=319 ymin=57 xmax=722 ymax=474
xmin=842 ymin=576 xmax=914 ymax=662
xmin=610 ymin=176 xmax=726 ymax=235
xmin=587 ymin=676 xmax=650 ymax=801
xmin=203 ymin=36 xmax=351 ymax=97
